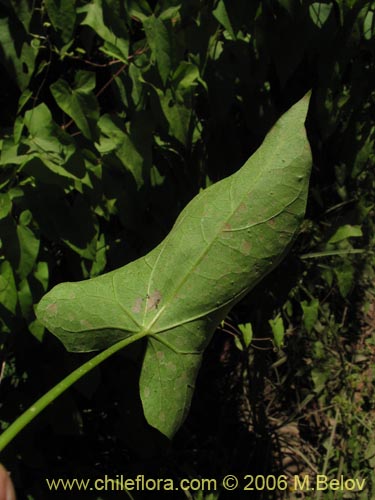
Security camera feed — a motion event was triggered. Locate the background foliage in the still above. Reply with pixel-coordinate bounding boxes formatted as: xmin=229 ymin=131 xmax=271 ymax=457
xmin=0 ymin=0 xmax=374 ymax=498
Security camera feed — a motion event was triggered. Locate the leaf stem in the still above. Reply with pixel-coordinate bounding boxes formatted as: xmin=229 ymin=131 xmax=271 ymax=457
xmin=300 ymin=248 xmax=367 ymax=259
xmin=0 ymin=331 xmax=147 ymax=453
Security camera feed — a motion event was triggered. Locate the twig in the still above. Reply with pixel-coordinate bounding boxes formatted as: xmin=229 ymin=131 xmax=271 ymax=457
xmin=66 ymin=56 xmax=123 ymax=68
xmin=61 ymin=45 xmax=149 ymax=133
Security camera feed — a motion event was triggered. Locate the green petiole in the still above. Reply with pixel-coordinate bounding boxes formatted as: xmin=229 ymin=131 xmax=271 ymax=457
xmin=0 ymin=331 xmax=147 ymax=453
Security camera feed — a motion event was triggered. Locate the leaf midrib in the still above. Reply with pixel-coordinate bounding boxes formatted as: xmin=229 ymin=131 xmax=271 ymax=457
xmin=144 ymin=154 xmax=305 ymax=335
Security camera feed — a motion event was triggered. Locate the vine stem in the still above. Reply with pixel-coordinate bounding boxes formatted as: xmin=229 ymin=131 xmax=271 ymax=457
xmin=0 ymin=331 xmax=148 ymax=453
xmin=61 ymin=45 xmax=149 ymax=133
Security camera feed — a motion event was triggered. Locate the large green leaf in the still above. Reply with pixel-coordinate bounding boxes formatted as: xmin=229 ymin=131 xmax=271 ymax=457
xmin=36 ymin=94 xmax=312 ymax=438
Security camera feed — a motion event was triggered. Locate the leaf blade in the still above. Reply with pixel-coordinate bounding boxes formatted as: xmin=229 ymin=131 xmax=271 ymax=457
xmin=36 ymin=94 xmax=312 ymax=438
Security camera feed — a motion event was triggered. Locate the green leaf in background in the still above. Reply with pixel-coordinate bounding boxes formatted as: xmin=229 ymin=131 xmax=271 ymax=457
xmin=0 ymin=138 xmax=28 ymax=167
xmin=34 ymin=261 xmax=49 ymax=293
xmin=50 ymin=71 xmax=99 ymax=140
xmin=79 ymin=0 xmax=129 ymax=61
xmin=128 ymin=63 xmax=146 ymax=109
xmin=363 ymin=10 xmax=375 ymax=40
xmin=153 ymin=87 xmax=192 ymax=145
xmin=213 ymin=0 xmax=236 ymax=40
xmin=18 ymin=277 xmax=34 ymax=319
xmin=301 ymin=298 xmax=319 ymax=333
xmin=159 ymin=4 xmax=181 ymax=23
xmin=311 ymin=366 xmax=330 ymax=393
xmin=90 ymin=234 xmax=107 ymax=278
xmin=19 ymin=260 xmax=49 ymax=320
xmin=143 ymin=15 xmax=172 ymax=86
xmin=23 ymin=104 xmax=85 ymax=183
xmin=61 ymin=197 xmax=99 ymax=260
xmin=269 ymin=315 xmax=285 ymax=349
xmin=45 ymin=0 xmax=77 ymax=43
xmin=334 ymin=262 xmax=355 ymax=298
xmin=238 ymin=322 xmax=253 ymax=348
xmin=0 ymin=16 xmax=37 ymax=90
xmin=23 ymin=104 xmax=73 ymax=158
xmin=9 ymin=0 xmax=34 ymax=32
xmin=0 ymin=261 xmax=18 ymax=315
xmin=97 ymin=115 xmax=145 ymax=188
xmin=17 ymin=89 xmax=33 ymax=113
xmin=328 ymin=224 xmax=363 ymax=244
xmin=36 ymin=94 xmax=312 ymax=438
xmin=172 ymin=61 xmax=203 ymax=98
xmin=309 ymin=2 xmax=334 ymax=29
xmin=16 ymin=224 xmax=39 ymax=280
xmin=0 ymin=210 xmax=39 ymax=318
xmin=0 ymin=193 xmax=11 ymax=220
xmin=278 ymin=0 xmax=294 ymax=15
xmin=124 ymin=0 xmax=152 ymax=21
xmin=352 ymin=128 xmax=375 ymax=177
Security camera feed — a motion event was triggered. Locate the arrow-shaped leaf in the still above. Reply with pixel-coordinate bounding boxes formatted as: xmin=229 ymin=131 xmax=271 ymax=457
xmin=36 ymin=94 xmax=312 ymax=438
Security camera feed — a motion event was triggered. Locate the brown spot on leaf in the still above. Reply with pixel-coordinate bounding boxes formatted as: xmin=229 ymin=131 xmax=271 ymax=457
xmin=146 ymin=290 xmax=162 ymax=311
xmin=143 ymin=387 xmax=150 ymax=398
xmin=167 ymin=362 xmax=177 ymax=372
xmin=132 ymin=297 xmax=142 ymax=313
xmin=156 ymin=351 xmax=165 ymax=361
xmin=46 ymin=303 xmax=57 ymax=316
xmin=241 ymin=240 xmax=252 ymax=255
xmin=80 ymin=319 xmax=93 ymax=329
